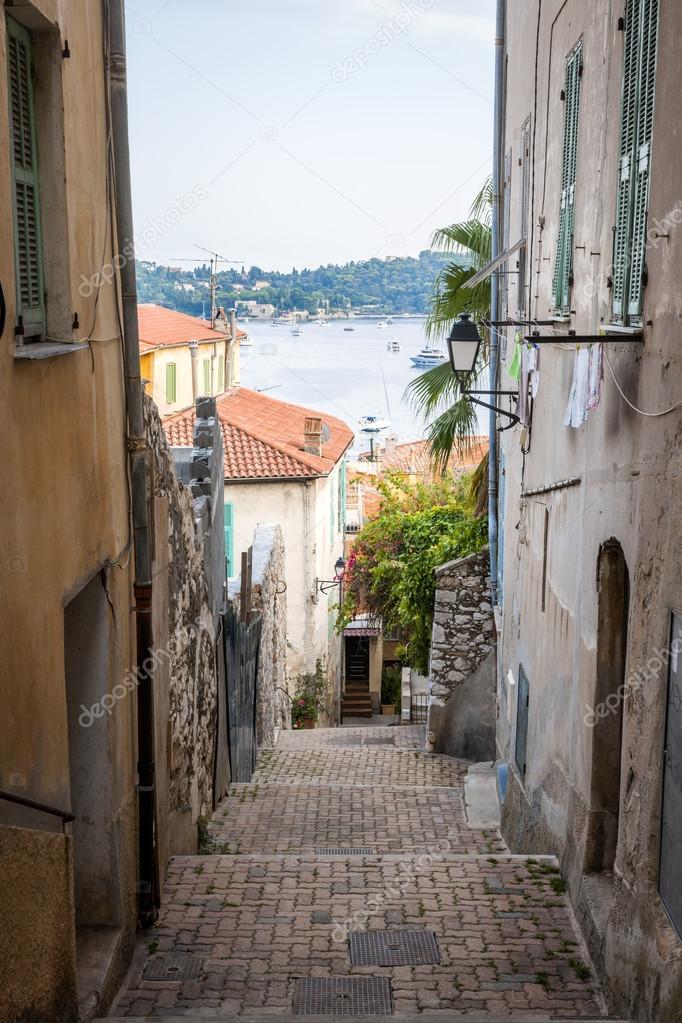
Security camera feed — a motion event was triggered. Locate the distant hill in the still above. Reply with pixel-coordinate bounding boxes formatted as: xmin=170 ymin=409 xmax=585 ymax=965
xmin=135 ymin=251 xmax=472 ymax=318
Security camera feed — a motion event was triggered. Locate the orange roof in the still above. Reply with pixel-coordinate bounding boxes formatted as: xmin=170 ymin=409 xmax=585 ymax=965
xmin=359 ymin=436 xmax=488 ymax=477
xmin=137 ymin=303 xmax=247 ymax=353
xmin=163 ymin=387 xmax=354 ymax=481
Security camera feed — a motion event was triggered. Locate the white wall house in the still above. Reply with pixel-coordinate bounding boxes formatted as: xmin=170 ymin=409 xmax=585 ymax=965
xmin=164 ymin=387 xmax=353 ymax=720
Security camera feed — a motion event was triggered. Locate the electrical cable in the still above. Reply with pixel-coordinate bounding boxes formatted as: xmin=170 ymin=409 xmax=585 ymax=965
xmin=604 ymin=352 xmax=682 ymax=418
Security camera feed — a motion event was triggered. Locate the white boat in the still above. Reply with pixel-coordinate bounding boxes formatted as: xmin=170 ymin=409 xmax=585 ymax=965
xmin=240 ymin=334 xmax=254 ymax=348
xmin=409 ymin=347 xmax=446 ymax=368
xmin=386 ymin=340 xmax=401 ymax=352
xmin=343 ymin=326 xmax=355 ymax=332
xmin=377 ymin=321 xmax=387 ymax=329
xmin=316 ymin=319 xmax=329 ymax=327
xmin=359 ymin=414 xmax=390 ymax=433
xmin=290 ymin=326 xmax=303 ymax=336
xmin=386 ymin=317 xmax=394 ymax=325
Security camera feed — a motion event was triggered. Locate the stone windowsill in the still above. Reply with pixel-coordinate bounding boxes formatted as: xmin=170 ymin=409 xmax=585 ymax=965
xmin=14 ymin=341 xmax=90 ymax=360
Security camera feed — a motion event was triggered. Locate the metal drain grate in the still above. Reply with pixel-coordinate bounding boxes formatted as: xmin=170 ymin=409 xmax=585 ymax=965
xmin=293 ymin=976 xmax=393 ymax=1016
xmin=142 ymin=955 xmax=204 ymax=982
xmin=349 ymin=930 xmax=440 ymax=966
xmin=314 ymin=846 xmax=375 ymax=856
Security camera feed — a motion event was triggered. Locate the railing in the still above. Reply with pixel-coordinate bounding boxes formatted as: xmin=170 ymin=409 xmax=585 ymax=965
xmin=0 ymin=788 xmax=75 ymax=829
xmin=410 ymin=694 xmax=428 ymax=724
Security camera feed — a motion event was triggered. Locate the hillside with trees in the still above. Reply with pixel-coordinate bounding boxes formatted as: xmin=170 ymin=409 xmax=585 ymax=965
xmin=135 ymin=251 xmax=472 ymax=318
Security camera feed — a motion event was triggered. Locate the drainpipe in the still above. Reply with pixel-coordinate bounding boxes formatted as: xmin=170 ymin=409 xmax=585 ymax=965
xmin=108 ymin=0 xmax=158 ymax=928
xmin=189 ymin=341 xmax=199 ymax=400
xmin=488 ymin=0 xmax=506 ymax=606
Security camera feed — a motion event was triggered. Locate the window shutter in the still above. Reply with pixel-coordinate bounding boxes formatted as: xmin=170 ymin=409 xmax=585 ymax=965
xmin=165 ymin=362 xmax=177 ymax=403
xmin=217 ymin=353 xmax=224 ymax=392
xmin=613 ymin=0 xmax=659 ymax=324
xmin=627 ymin=0 xmax=659 ymax=320
xmin=7 ymin=19 xmax=45 ymax=338
xmin=518 ymin=118 xmax=531 ymax=317
xmin=553 ymin=42 xmax=583 ymax=314
xmin=224 ymin=502 xmax=234 ymax=576
xmin=202 ymin=358 xmax=211 ymax=394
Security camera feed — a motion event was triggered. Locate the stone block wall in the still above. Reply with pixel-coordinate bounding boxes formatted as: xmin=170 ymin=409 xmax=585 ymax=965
xmin=145 ymin=396 xmax=217 ymax=853
xmin=251 ymin=524 xmax=289 ymax=747
xmin=426 ymin=548 xmax=496 ymax=761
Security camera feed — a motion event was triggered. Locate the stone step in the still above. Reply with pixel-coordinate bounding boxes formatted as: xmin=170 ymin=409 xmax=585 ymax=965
xmin=101 ymin=1016 xmax=630 ymax=1023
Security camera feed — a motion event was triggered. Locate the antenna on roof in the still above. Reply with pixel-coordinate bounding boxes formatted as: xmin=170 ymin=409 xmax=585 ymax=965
xmin=194 ymin=245 xmax=244 ymax=329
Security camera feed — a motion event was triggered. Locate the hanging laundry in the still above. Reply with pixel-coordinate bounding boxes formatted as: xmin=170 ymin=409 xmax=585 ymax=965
xmin=563 ymin=347 xmax=590 ymax=428
xmin=587 ymin=342 xmax=604 ymax=411
xmin=526 ymin=344 xmax=540 ymax=399
xmin=515 ymin=343 xmax=539 ymax=427
xmin=508 ymin=330 xmax=522 ymax=381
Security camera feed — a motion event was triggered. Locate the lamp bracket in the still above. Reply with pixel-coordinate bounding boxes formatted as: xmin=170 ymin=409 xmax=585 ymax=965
xmin=461 ymin=389 xmax=520 ymax=429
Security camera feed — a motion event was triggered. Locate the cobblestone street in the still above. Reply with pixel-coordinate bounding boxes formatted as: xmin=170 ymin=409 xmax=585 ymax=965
xmin=107 ymin=726 xmax=610 ymax=1020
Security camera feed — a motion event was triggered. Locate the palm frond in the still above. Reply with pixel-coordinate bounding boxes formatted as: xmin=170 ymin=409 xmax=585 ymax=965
xmin=424 ymin=400 xmax=480 ymax=475
xmin=468 ymin=450 xmax=489 ymax=517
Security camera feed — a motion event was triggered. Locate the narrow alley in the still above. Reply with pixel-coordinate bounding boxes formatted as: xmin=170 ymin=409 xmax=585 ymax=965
xmin=104 ymin=726 xmax=616 ymax=1021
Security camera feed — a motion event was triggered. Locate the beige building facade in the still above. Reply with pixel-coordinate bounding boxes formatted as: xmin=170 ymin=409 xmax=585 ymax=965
xmin=495 ymin=1 xmax=682 ymax=1019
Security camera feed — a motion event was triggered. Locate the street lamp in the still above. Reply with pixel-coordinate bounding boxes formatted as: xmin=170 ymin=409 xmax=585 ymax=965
xmin=316 ymin=557 xmax=346 ymax=595
xmin=447 ymin=312 xmax=520 ymax=428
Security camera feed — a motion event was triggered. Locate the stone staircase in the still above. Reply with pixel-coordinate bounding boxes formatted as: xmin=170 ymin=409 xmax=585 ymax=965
xmin=340 ymin=682 xmax=373 ymax=718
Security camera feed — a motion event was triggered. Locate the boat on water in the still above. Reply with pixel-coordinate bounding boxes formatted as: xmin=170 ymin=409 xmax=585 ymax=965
xmin=316 ymin=319 xmax=329 ymax=327
xmin=290 ymin=326 xmax=303 ymax=336
xmin=343 ymin=326 xmax=355 ymax=332
xmin=386 ymin=340 xmax=401 ymax=352
xmin=386 ymin=317 xmax=394 ymax=325
xmin=240 ymin=334 xmax=254 ymax=348
xmin=377 ymin=321 xmax=387 ymax=329
xmin=409 ymin=347 xmax=446 ymax=368
xmin=359 ymin=414 xmax=390 ymax=434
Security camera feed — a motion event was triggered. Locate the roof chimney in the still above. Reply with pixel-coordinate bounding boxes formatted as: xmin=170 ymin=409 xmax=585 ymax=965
xmin=304 ymin=416 xmax=323 ymax=456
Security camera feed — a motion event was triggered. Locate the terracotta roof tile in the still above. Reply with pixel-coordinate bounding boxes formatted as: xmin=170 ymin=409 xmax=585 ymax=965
xmin=138 ymin=303 xmax=247 ymax=353
xmin=163 ymin=387 xmax=354 ymax=481
xmin=359 ymin=437 xmax=488 ymax=477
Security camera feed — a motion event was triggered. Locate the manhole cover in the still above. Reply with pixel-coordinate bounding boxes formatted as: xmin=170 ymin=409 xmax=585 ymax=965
xmin=293 ymin=977 xmax=393 ymax=1016
xmin=142 ymin=955 xmax=204 ymax=982
xmin=314 ymin=847 xmax=375 ymax=856
xmin=349 ymin=930 xmax=440 ymax=966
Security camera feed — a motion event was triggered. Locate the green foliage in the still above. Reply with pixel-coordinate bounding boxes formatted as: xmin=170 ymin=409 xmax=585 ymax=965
xmin=291 ymin=660 xmax=327 ymax=728
xmin=339 ymin=476 xmax=487 ymax=675
xmin=380 ymin=664 xmax=402 ymax=708
xmin=135 ymin=251 xmax=472 ymax=318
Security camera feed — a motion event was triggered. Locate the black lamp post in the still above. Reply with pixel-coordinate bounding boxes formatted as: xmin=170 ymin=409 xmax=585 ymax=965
xmin=446 ymin=312 xmax=520 ymax=428
xmin=316 ymin=557 xmax=346 ymax=595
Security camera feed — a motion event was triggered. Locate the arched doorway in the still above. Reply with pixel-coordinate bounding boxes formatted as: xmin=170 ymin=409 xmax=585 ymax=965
xmin=585 ymin=539 xmax=629 ymax=873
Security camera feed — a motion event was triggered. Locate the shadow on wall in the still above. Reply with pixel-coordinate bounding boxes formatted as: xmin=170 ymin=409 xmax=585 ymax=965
xmin=426 ymin=549 xmax=496 ymax=761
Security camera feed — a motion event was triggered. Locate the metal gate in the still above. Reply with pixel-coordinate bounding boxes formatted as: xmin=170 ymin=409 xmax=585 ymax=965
xmin=515 ymin=665 xmax=530 ymax=779
xmin=223 ymin=603 xmax=262 ymax=783
xmin=659 ymin=612 xmax=682 ymax=938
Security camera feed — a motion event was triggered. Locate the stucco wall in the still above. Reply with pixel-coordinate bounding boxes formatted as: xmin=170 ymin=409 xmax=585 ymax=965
xmin=497 ymin=2 xmax=682 ymax=1020
xmin=426 ymin=550 xmax=495 ymax=760
xmin=145 ymin=339 xmax=229 ymax=417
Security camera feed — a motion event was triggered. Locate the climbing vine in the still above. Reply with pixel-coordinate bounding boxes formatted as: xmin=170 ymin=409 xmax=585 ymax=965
xmin=338 ymin=474 xmax=487 ymax=675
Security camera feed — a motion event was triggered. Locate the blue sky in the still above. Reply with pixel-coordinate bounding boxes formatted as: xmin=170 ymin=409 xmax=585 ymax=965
xmin=124 ymin=0 xmax=495 ymax=271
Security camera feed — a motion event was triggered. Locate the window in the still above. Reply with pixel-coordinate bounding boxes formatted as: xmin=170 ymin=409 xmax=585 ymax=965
xmin=202 ymin=358 xmax=211 ymax=395
xmin=518 ymin=117 xmax=531 ymax=317
xmin=165 ymin=362 xmax=177 ymax=404
xmin=224 ymin=502 xmax=234 ymax=576
xmin=7 ymin=18 xmax=45 ymax=339
xmin=552 ymin=41 xmax=583 ymax=315
xmin=612 ymin=0 xmax=660 ymax=325
xmin=515 ymin=665 xmax=530 ymax=779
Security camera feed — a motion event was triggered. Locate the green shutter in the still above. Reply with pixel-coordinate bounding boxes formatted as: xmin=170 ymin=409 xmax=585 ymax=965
xmin=552 ymin=41 xmax=583 ymax=314
xmin=613 ymin=0 xmax=659 ymax=324
xmin=224 ymin=502 xmax=234 ymax=576
xmin=165 ymin=362 xmax=177 ymax=403
xmin=202 ymin=358 xmax=211 ymax=394
xmin=7 ymin=18 xmax=45 ymax=338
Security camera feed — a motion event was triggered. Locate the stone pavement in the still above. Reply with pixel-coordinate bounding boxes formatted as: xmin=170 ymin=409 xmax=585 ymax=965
xmin=107 ymin=725 xmax=609 ymax=1019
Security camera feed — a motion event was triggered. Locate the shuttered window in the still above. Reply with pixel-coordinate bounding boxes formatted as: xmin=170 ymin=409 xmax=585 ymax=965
xmin=7 ymin=18 xmax=45 ymax=338
xmin=612 ymin=0 xmax=659 ymax=324
xmin=518 ymin=118 xmax=531 ymax=317
xmin=202 ymin=358 xmax=211 ymax=394
xmin=217 ymin=353 xmax=224 ymax=392
xmin=224 ymin=502 xmax=234 ymax=576
xmin=165 ymin=362 xmax=177 ymax=403
xmin=552 ymin=41 xmax=583 ymax=315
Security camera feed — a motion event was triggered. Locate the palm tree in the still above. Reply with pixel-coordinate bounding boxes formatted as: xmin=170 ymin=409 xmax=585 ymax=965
xmin=406 ymin=178 xmax=492 ymax=473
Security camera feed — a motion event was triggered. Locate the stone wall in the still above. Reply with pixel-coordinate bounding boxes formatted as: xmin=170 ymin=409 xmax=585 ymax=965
xmin=229 ymin=523 xmax=289 ymax=748
xmin=251 ymin=525 xmax=289 ymax=746
xmin=426 ymin=548 xmax=496 ymax=761
xmin=144 ymin=396 xmax=217 ymax=853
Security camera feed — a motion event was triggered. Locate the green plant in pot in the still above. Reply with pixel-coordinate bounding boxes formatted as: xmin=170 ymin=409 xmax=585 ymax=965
xmin=381 ymin=664 xmax=402 ymax=716
xmin=291 ymin=661 xmax=327 ymax=729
